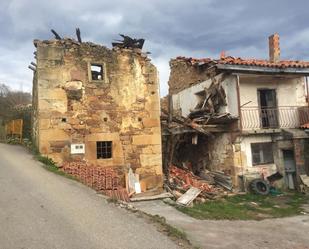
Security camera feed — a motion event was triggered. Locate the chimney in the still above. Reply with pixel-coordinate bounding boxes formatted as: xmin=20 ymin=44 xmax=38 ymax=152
xmin=269 ymin=33 xmax=280 ymax=63
xmin=220 ymin=50 xmax=226 ymax=59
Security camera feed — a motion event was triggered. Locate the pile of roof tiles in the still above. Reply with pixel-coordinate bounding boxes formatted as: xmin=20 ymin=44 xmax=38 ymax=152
xmin=169 ymin=165 xmax=213 ymax=193
xmin=168 ymin=165 xmax=230 ymax=201
xmin=62 ymin=162 xmax=129 ymax=202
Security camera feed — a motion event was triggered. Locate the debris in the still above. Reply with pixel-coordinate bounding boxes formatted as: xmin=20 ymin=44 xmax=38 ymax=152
xmin=61 ymin=162 xmax=130 ymax=201
xmin=130 ymin=192 xmax=173 ymax=202
xmin=267 ymin=172 xmax=283 ymax=183
xmin=28 ymin=65 xmax=36 ymax=72
xmin=250 ymin=179 xmax=270 ymax=195
xmin=104 ymin=188 xmax=130 ymax=202
xmin=127 ymin=167 xmax=139 ymax=194
xmin=163 ymin=198 xmax=176 ymax=205
xmin=300 ymin=174 xmax=309 ymax=187
xmin=140 ymin=180 xmax=147 ymax=192
xmin=176 ymin=187 xmax=202 ymax=206
xmin=169 ymin=165 xmax=213 ymax=192
xmin=112 ymin=34 xmax=145 ymax=49
xmin=76 ymin=27 xmax=82 ymax=43
xmin=51 ymin=29 xmax=62 ymax=40
xmin=168 ymin=165 xmax=231 ymax=202
xmin=135 ymin=182 xmax=142 ymax=194
xmin=210 ymin=171 xmax=233 ymax=190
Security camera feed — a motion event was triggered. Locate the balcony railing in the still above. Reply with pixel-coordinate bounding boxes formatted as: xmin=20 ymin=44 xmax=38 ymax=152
xmin=241 ymin=106 xmax=309 ymax=130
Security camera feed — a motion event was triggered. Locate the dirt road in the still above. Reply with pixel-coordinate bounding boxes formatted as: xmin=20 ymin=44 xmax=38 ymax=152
xmin=0 ymin=144 xmax=180 ymax=249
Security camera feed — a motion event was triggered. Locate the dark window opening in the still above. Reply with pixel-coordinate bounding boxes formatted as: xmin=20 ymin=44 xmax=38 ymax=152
xmin=61 ymin=118 xmax=67 ymax=123
xmin=258 ymin=89 xmax=278 ymax=128
xmin=251 ymin=142 xmax=274 ymax=165
xmin=96 ymin=141 xmax=112 ymax=159
xmin=91 ymin=64 xmax=103 ymax=81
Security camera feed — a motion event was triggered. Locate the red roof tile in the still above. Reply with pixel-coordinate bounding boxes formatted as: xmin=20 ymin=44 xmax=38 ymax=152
xmin=176 ymin=56 xmax=309 ymax=69
xmin=301 ymin=122 xmax=309 ymax=129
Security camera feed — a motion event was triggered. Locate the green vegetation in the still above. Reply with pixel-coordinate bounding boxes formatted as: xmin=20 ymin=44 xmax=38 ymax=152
xmin=149 ymin=214 xmax=188 ymax=241
xmin=21 ymin=139 xmax=77 ymax=181
xmin=177 ymin=193 xmax=309 ymax=220
xmin=35 ymin=154 xmax=77 ymax=180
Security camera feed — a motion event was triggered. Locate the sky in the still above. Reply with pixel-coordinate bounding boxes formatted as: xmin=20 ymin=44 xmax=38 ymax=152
xmin=1 ymin=0 xmax=309 ymax=96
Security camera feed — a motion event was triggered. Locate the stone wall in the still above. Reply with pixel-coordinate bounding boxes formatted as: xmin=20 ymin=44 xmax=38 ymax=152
xmin=33 ymin=38 xmax=163 ymax=190
xmin=168 ymin=58 xmax=214 ymax=95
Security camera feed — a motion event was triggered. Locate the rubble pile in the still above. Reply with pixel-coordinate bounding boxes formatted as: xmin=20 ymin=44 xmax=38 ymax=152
xmin=169 ymin=165 xmax=213 ymax=192
xmin=62 ymin=162 xmax=129 ymax=201
xmin=168 ymin=165 xmax=232 ymax=202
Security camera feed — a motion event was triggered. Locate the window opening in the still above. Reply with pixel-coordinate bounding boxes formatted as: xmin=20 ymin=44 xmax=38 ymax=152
xmin=96 ymin=141 xmax=112 ymax=159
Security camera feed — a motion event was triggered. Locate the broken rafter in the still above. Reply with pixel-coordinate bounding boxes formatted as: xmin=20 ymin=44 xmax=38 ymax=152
xmin=28 ymin=65 xmax=36 ymax=72
xmin=112 ymin=34 xmax=145 ymax=49
xmin=76 ymin=28 xmax=82 ymax=43
xmin=51 ymin=29 xmax=62 ymax=40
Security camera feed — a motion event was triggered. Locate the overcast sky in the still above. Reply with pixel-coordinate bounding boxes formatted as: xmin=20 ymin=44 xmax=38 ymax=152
xmin=1 ymin=0 xmax=309 ymax=96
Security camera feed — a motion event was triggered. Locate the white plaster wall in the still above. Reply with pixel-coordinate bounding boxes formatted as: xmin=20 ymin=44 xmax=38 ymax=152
xmin=240 ymin=135 xmax=277 ymax=176
xmin=172 ymin=74 xmax=238 ymax=117
xmin=239 ymin=76 xmax=307 ymax=129
xmin=224 ymin=75 xmax=238 ymax=117
xmin=239 ymin=76 xmax=306 ymax=107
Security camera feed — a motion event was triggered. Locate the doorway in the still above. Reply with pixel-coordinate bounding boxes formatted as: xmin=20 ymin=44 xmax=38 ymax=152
xmin=282 ymin=150 xmax=296 ymax=189
xmin=258 ymin=89 xmax=278 ymax=128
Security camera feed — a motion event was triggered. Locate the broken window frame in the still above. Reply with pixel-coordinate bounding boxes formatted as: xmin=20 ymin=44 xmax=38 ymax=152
xmin=96 ymin=141 xmax=112 ymax=159
xmin=88 ymin=62 xmax=107 ymax=83
xmin=251 ymin=142 xmax=274 ymax=166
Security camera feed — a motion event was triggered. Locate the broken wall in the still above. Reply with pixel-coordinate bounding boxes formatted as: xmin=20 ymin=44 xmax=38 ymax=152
xmin=171 ymin=74 xmax=238 ymax=117
xmin=168 ymin=58 xmax=214 ymax=95
xmin=33 ymin=38 xmax=163 ymax=189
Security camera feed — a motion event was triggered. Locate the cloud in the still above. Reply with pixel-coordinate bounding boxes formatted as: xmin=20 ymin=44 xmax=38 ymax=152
xmin=1 ymin=0 xmax=309 ymax=96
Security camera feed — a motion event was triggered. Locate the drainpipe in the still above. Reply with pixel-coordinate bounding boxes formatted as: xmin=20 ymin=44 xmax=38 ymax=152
xmin=236 ymin=74 xmax=242 ymax=131
xmin=306 ymin=76 xmax=309 ymax=107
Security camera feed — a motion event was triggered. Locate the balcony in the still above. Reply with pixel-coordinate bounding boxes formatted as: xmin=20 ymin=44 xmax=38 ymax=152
xmin=241 ymin=106 xmax=309 ymax=131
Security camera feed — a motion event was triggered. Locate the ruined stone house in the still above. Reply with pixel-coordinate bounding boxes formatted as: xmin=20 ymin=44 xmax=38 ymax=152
xmin=31 ymin=37 xmax=163 ymax=190
xmin=165 ymin=34 xmax=309 ymax=190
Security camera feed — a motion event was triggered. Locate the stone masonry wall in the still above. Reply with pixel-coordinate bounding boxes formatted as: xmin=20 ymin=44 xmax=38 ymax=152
xmin=33 ymin=38 xmax=163 ymax=190
xmin=168 ymin=58 xmax=214 ymax=95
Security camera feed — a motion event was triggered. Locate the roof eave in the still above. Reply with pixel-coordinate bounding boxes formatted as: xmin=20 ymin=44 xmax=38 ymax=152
xmin=216 ymin=64 xmax=309 ymax=75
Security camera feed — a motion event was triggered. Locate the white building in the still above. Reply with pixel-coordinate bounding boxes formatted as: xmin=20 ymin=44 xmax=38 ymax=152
xmin=167 ymin=34 xmax=309 ymax=190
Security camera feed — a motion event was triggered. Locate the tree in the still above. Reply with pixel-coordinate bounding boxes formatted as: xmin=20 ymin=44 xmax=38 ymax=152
xmin=0 ymin=83 xmax=32 ymax=139
xmin=0 ymin=83 xmax=31 ymax=120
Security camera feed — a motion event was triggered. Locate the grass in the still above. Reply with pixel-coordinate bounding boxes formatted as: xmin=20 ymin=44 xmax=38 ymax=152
xmin=35 ymin=154 xmax=77 ymax=181
xmin=150 ymin=214 xmax=188 ymax=240
xmin=177 ymin=193 xmax=309 ymax=220
xmin=9 ymin=139 xmax=78 ymax=181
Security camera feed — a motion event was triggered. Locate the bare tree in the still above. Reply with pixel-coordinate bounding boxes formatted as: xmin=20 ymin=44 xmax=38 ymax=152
xmin=0 ymin=83 xmax=31 ymax=120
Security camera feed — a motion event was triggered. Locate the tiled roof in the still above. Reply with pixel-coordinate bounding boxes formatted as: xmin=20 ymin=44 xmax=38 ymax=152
xmin=301 ymin=122 xmax=309 ymax=129
xmin=176 ymin=56 xmax=309 ymax=69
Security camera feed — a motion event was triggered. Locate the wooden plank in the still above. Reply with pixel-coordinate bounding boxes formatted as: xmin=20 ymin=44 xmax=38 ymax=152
xmin=130 ymin=192 xmax=173 ymax=202
xmin=176 ymin=187 xmax=201 ymax=206
xmin=300 ymin=174 xmax=309 ymax=187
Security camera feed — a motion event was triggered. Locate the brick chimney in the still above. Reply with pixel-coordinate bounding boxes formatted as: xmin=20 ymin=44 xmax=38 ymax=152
xmin=269 ymin=33 xmax=280 ymax=63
